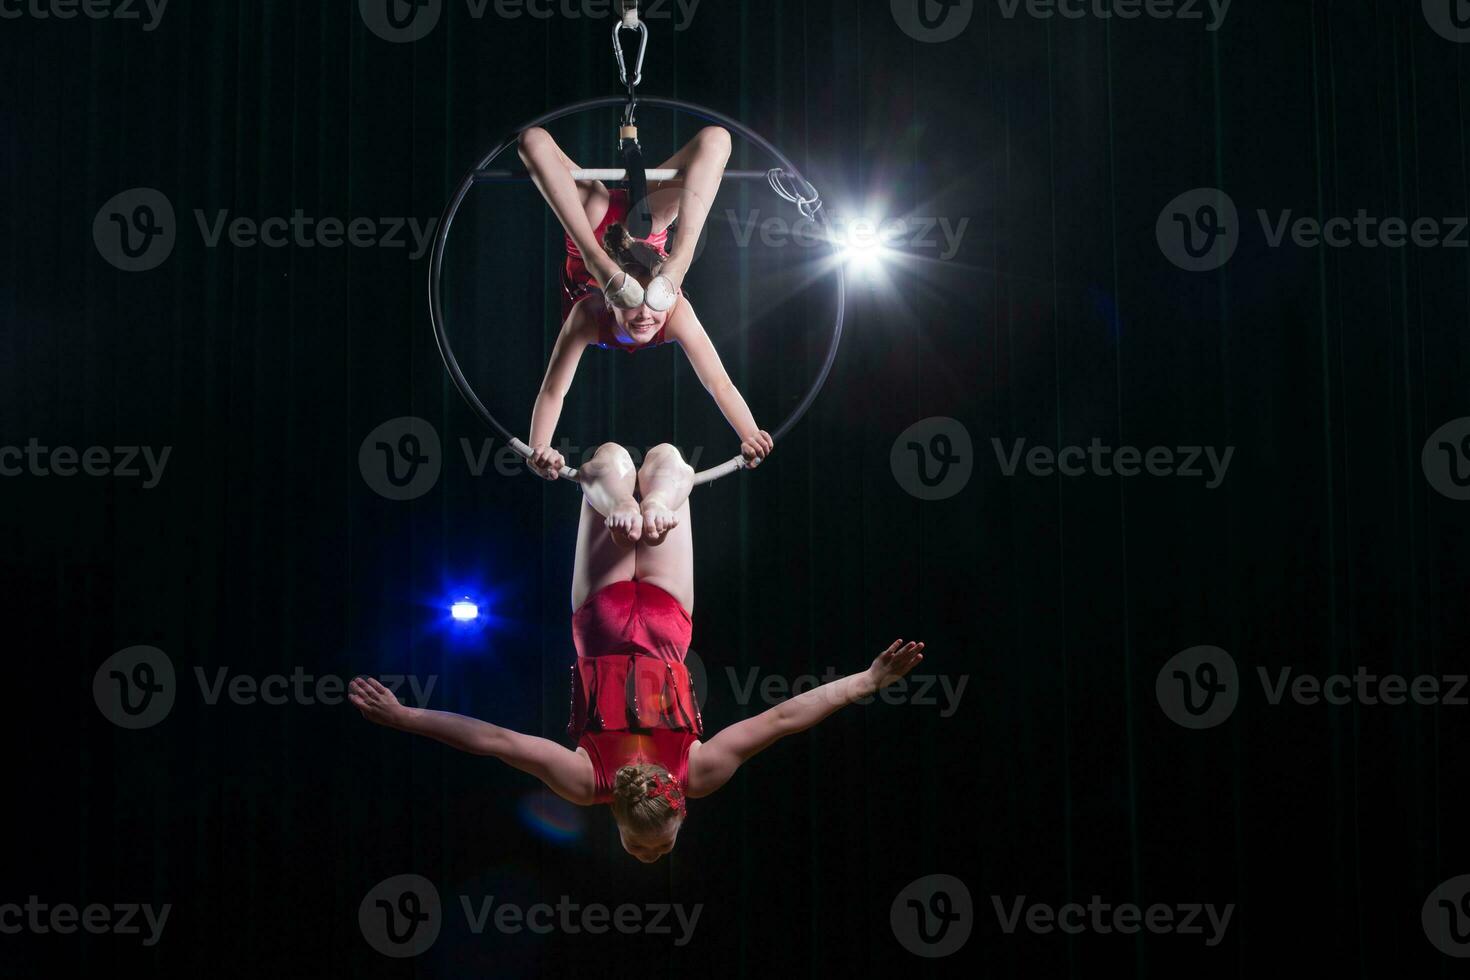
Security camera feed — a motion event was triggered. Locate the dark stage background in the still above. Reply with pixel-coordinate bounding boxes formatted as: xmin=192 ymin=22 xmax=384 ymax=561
xmin=3 ymin=0 xmax=1469 ymax=976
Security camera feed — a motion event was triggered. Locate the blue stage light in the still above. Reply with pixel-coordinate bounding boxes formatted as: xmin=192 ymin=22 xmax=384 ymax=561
xmin=450 ymin=598 xmax=480 ymax=622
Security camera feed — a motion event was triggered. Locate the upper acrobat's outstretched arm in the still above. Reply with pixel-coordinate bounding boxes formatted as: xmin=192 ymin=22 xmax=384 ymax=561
xmin=526 ymin=311 xmax=594 ymax=480
xmin=685 ymin=639 xmax=926 ymax=799
xmin=349 ymin=676 xmax=596 ymax=805
xmin=667 ymin=303 xmax=774 ymax=468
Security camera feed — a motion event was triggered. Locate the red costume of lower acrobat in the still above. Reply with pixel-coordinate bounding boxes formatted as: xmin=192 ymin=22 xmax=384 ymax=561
xmin=561 ymin=189 xmax=682 ymax=353
xmin=568 ymin=580 xmax=701 ymax=804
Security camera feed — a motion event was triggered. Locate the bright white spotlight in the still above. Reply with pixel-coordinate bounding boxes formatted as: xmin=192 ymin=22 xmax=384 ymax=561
xmin=842 ymin=243 xmax=890 ymax=273
xmin=838 ymin=217 xmax=893 ymax=276
xmin=450 ymin=599 xmax=479 ymax=622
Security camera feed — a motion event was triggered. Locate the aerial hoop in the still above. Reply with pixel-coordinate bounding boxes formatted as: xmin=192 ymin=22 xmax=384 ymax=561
xmin=428 ymin=95 xmax=847 ymax=487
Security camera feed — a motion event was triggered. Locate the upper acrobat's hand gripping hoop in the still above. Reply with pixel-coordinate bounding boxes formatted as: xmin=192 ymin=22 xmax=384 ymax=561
xmin=428 ymin=95 xmax=845 ymax=486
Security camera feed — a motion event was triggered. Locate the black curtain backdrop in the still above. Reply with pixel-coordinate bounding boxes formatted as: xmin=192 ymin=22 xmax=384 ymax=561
xmin=3 ymin=0 xmax=1469 ymax=976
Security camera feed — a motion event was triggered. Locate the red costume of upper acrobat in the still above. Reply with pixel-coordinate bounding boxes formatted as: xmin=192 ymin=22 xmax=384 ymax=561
xmin=561 ymin=189 xmax=681 ymax=353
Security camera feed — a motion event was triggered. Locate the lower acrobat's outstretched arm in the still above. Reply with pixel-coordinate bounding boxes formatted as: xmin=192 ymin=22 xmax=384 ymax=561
xmin=349 ymin=676 xmax=595 ymax=805
xmin=685 ymin=639 xmax=925 ymax=798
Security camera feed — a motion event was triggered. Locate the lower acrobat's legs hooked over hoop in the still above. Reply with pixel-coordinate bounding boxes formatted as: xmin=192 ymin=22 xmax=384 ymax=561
xmin=636 ymin=443 xmax=695 ymax=545
xmin=576 ymin=442 xmax=642 ymax=546
xmin=571 ymin=443 xmax=696 ymax=614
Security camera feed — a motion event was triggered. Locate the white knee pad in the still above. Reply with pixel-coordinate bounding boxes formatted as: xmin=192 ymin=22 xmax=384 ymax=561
xmin=643 ymin=275 xmax=677 ymax=312
xmin=603 ymin=272 xmax=646 ymax=310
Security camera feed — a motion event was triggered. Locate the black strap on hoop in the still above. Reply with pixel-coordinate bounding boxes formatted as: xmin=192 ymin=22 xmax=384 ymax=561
xmin=620 ymin=139 xmax=654 ymax=237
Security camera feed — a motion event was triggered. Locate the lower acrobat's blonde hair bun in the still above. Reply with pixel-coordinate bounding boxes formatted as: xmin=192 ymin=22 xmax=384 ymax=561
xmin=611 ymin=762 xmax=684 ymax=834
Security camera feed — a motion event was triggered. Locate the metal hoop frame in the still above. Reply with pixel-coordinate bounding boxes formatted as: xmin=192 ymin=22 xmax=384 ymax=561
xmin=427 ymin=95 xmax=848 ymax=487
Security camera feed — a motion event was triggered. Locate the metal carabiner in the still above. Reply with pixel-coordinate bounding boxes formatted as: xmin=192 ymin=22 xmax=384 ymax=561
xmin=612 ymin=18 xmax=649 ymax=89
xmin=768 ymin=169 xmax=824 ymax=220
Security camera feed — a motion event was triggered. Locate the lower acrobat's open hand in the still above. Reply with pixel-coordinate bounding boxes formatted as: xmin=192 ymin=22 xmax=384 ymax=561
xmin=866 ymin=639 xmax=926 ymax=691
xmin=349 ymin=676 xmax=411 ymax=729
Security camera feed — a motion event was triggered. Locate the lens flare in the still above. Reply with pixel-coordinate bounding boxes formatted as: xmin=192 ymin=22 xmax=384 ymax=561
xmin=518 ymin=791 xmax=587 ymax=844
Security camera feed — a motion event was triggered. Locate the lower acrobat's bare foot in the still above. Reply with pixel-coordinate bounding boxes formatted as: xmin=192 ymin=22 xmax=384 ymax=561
xmin=606 ymin=497 xmax=643 ymax=548
xmin=639 ymin=496 xmax=679 ymax=545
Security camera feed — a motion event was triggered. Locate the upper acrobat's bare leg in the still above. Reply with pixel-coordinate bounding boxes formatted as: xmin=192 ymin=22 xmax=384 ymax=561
xmin=519 ymin=126 xmax=622 ymax=287
xmin=647 ymin=126 xmax=732 ymax=291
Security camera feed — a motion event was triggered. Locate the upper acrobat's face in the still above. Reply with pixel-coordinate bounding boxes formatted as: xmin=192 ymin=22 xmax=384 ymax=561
xmin=610 ymin=277 xmax=672 ymax=343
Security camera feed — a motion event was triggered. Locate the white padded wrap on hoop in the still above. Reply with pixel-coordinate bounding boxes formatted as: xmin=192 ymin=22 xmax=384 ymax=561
xmin=622 ymin=8 xmax=639 ymax=27
xmin=510 ymin=438 xmax=580 ymax=481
